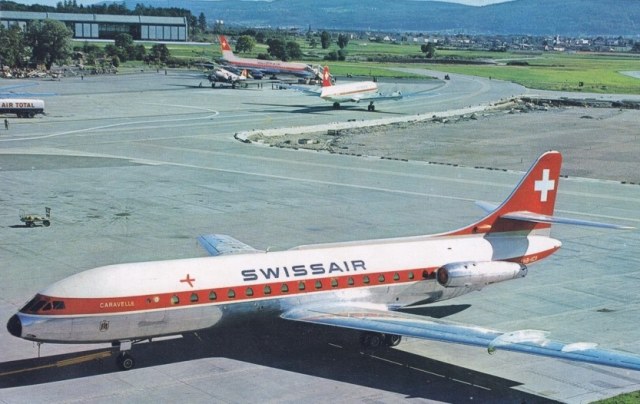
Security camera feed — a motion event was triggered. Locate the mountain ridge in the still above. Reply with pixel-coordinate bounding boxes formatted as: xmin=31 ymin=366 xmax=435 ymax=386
xmin=116 ymin=0 xmax=640 ymax=36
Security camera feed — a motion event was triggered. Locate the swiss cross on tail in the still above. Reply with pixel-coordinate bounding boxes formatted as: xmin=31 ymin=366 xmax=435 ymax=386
xmin=535 ymin=169 xmax=555 ymax=202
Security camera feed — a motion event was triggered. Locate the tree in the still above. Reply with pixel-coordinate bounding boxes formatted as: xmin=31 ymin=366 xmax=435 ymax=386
xmin=0 ymin=24 xmax=29 ymax=68
xmin=337 ymin=33 xmax=349 ymax=49
xmin=25 ymin=19 xmax=73 ymax=69
xmin=197 ymin=12 xmax=207 ymax=32
xmin=320 ymin=31 xmax=331 ymax=49
xmin=150 ymin=43 xmax=170 ymax=64
xmin=285 ymin=41 xmax=302 ymax=60
xmin=114 ymin=32 xmax=135 ymax=61
xmin=421 ymin=42 xmax=436 ymax=58
xmin=309 ymin=38 xmax=318 ymax=48
xmin=235 ymin=35 xmax=256 ymax=53
xmin=266 ymin=38 xmax=287 ymax=61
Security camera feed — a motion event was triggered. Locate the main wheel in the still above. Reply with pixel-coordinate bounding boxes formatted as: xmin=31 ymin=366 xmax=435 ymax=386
xmin=384 ymin=334 xmax=402 ymax=347
xmin=360 ymin=332 xmax=383 ymax=348
xmin=117 ymin=353 xmax=136 ymax=370
xmin=42 ymin=220 xmax=50 ymax=227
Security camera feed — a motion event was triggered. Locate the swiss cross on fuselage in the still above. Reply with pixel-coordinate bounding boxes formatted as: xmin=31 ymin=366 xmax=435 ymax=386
xmin=180 ymin=274 xmax=196 ymax=288
xmin=534 ymin=169 xmax=555 ymax=202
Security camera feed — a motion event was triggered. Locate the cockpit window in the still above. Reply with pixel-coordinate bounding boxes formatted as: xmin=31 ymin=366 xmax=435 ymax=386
xmin=21 ymin=296 xmax=66 ymax=313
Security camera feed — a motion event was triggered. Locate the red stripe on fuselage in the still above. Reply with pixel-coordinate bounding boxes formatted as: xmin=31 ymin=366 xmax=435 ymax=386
xmin=24 ymin=267 xmax=432 ymax=316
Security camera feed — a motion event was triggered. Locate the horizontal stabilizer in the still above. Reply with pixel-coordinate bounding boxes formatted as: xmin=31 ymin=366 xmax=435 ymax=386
xmin=282 ymin=304 xmax=640 ymax=371
xmin=197 ymin=234 xmax=264 ymax=256
xmin=475 ymin=201 xmax=633 ymax=229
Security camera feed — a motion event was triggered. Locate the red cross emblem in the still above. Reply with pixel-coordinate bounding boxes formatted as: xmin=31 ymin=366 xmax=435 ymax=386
xmin=180 ymin=274 xmax=196 ymax=288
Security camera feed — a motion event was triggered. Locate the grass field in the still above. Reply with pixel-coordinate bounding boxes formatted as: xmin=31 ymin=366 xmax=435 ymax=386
xmin=74 ymin=38 xmax=640 ymax=94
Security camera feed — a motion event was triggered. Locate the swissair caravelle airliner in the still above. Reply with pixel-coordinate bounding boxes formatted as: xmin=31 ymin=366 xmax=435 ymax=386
xmin=7 ymin=151 xmax=640 ymax=372
xmin=291 ymin=66 xmax=403 ymax=111
xmin=218 ymin=35 xmax=321 ymax=79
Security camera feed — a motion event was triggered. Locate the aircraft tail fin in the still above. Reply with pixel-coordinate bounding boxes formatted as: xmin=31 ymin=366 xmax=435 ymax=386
xmin=219 ymin=35 xmax=235 ymax=59
xmin=447 ymin=151 xmax=632 ymax=237
xmin=449 ymin=151 xmax=562 ymax=236
xmin=322 ymin=66 xmax=333 ymax=87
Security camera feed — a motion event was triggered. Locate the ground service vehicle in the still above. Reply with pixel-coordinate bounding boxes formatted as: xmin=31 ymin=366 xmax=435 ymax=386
xmin=0 ymin=99 xmax=45 ymax=118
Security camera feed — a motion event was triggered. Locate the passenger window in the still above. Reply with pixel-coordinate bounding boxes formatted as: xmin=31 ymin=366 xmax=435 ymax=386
xmin=190 ymin=293 xmax=199 ymax=303
xmin=281 ymin=284 xmax=289 ymax=293
xmin=393 ymin=273 xmax=400 ymax=281
xmin=264 ymin=285 xmax=272 ymax=295
xmin=228 ymin=290 xmax=236 ymax=299
xmin=298 ymin=281 xmax=306 ymax=291
xmin=315 ymin=280 xmax=322 ymax=289
xmin=347 ymin=277 xmax=355 ymax=286
xmin=246 ymin=288 xmax=254 ymax=297
xmin=209 ymin=291 xmax=217 ymax=301
xmin=171 ymin=295 xmax=179 ymax=305
xmin=363 ymin=276 xmax=370 ymax=284
xmin=408 ymin=272 xmax=414 ymax=280
xmin=331 ymin=278 xmax=338 ymax=288
xmin=378 ymin=275 xmax=385 ymax=283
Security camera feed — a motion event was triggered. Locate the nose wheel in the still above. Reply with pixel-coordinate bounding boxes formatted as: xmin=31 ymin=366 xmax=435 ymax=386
xmin=117 ymin=352 xmax=136 ymax=370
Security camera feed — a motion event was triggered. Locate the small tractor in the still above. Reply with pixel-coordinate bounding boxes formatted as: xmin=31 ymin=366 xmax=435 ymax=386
xmin=20 ymin=207 xmax=51 ymax=227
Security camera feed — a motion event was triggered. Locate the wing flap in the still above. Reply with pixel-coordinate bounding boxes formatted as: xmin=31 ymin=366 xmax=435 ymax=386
xmin=282 ymin=304 xmax=640 ymax=371
xmin=197 ymin=234 xmax=264 ymax=256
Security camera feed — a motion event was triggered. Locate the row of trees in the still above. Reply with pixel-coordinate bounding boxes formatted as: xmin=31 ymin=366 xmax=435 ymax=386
xmin=0 ymin=20 xmax=172 ymax=70
xmin=0 ymin=20 xmax=72 ymax=69
xmin=231 ymin=31 xmax=352 ymax=61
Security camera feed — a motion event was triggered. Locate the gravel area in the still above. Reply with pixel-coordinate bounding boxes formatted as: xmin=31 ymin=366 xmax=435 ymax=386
xmin=248 ymin=101 xmax=640 ymax=184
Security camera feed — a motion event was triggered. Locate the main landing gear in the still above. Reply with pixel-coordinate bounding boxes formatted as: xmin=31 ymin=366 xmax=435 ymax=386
xmin=360 ymin=332 xmax=401 ymax=349
xmin=367 ymin=102 xmax=376 ymax=112
xmin=113 ymin=340 xmax=137 ymax=370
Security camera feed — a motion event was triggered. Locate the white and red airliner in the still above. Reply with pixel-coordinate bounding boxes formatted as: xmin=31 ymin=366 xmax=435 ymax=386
xmin=7 ymin=151 xmax=640 ymax=372
xmin=290 ymin=66 xmax=403 ymax=111
xmin=218 ymin=35 xmax=320 ymax=79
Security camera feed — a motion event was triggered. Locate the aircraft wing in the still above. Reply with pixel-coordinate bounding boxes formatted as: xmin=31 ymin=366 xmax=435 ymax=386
xmin=281 ymin=304 xmax=640 ymax=371
xmin=350 ymin=92 xmax=403 ymax=103
xmin=197 ymin=234 xmax=264 ymax=256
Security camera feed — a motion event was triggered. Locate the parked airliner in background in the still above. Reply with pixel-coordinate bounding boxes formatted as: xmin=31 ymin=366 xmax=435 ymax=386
xmin=292 ymin=66 xmax=403 ymax=111
xmin=207 ymin=66 xmax=249 ymax=88
xmin=218 ymin=35 xmax=321 ymax=79
xmin=7 ymin=151 xmax=639 ymax=372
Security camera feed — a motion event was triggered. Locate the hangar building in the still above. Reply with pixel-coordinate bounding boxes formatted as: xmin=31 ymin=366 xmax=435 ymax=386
xmin=0 ymin=11 xmax=188 ymax=42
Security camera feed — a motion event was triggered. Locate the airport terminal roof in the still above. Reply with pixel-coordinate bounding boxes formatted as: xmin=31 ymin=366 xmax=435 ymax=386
xmin=0 ymin=10 xmax=186 ymax=25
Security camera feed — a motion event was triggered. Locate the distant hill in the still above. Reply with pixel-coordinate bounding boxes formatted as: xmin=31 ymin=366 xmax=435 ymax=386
xmin=116 ymin=0 xmax=640 ymax=36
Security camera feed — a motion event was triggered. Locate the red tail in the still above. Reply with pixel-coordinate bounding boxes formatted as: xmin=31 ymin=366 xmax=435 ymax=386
xmin=219 ymin=35 xmax=233 ymax=52
xmin=449 ymin=151 xmax=562 ymax=236
xmin=322 ymin=66 xmax=332 ymax=87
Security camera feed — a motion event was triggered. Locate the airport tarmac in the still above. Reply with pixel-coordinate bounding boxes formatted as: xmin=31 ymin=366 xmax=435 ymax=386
xmin=1 ymin=71 xmax=639 ymax=403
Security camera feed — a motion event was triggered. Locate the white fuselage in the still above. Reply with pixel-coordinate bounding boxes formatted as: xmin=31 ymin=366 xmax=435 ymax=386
xmin=320 ymin=81 xmax=378 ymax=103
xmin=10 ymin=233 xmax=559 ymax=344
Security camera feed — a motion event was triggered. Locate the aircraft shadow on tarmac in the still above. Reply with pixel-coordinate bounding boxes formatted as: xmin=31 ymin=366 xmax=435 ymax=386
xmin=0 ymin=305 xmax=555 ymax=403
xmin=243 ymin=102 xmax=405 ymax=115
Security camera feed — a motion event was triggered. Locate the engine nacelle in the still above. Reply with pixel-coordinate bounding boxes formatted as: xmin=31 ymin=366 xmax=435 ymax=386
xmin=436 ymin=261 xmax=527 ymax=288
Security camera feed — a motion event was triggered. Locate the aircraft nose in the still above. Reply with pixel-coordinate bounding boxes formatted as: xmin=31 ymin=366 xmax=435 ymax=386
xmin=7 ymin=314 xmax=22 ymax=338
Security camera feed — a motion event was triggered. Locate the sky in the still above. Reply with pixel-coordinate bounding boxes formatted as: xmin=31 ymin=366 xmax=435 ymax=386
xmin=13 ymin=0 xmax=514 ymax=7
